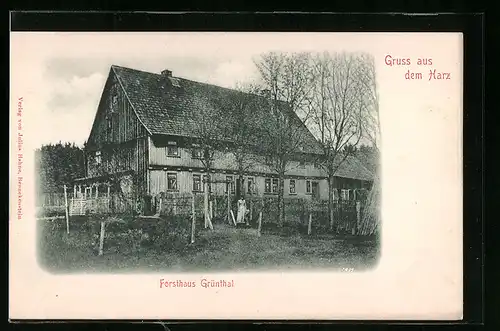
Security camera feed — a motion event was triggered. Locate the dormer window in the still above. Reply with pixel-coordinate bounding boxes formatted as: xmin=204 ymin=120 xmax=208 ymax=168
xmin=167 ymin=141 xmax=179 ymax=157
xmin=169 ymin=77 xmax=181 ymax=88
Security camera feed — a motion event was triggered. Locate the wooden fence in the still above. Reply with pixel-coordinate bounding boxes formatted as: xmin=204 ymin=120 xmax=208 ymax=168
xmin=152 ymin=192 xmax=366 ymax=235
xmin=38 ymin=188 xmax=372 ymax=237
xmin=37 ymin=191 xmax=135 ymax=216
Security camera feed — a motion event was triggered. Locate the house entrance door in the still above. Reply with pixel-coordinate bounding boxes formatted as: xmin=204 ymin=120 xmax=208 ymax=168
xmin=311 ymin=182 xmax=320 ymax=200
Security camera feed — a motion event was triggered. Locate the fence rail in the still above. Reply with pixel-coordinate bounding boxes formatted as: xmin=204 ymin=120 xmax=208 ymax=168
xmin=37 ymin=192 xmax=134 ymax=216
xmin=152 ymin=192 xmax=366 ymax=235
xmin=37 ymin=190 xmax=372 ymax=235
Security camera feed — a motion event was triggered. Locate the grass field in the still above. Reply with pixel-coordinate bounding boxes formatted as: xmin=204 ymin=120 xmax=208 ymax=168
xmin=38 ymin=216 xmax=380 ymax=273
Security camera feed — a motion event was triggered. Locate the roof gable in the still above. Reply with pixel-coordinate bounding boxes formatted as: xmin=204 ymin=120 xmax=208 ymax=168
xmin=86 ymin=68 xmax=115 ymax=146
xmin=86 ymin=67 xmax=151 ymax=148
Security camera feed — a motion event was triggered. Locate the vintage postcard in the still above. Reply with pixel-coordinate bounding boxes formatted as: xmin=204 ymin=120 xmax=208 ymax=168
xmin=9 ymin=32 xmax=463 ymax=320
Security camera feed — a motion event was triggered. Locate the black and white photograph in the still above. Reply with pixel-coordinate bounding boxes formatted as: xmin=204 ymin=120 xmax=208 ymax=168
xmin=10 ymin=31 xmax=463 ymax=320
xmin=35 ymin=39 xmax=381 ymax=274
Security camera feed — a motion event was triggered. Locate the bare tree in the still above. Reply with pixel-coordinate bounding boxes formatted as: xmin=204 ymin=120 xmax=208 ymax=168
xmin=187 ymin=91 xmax=227 ymax=192
xmin=90 ymin=144 xmax=138 ymax=215
xmin=179 ymin=91 xmax=230 ymax=228
xmin=356 ymin=53 xmax=381 ymax=236
xmin=212 ymin=84 xmax=261 ymax=198
xmin=253 ymin=52 xmax=316 ymax=226
xmin=357 ymin=53 xmax=381 ymax=154
xmin=309 ymin=51 xmax=376 ymax=230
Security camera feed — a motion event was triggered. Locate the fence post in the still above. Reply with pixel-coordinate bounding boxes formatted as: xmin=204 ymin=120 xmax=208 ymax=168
xmin=204 ymin=181 xmax=209 ymax=228
xmin=329 ymin=207 xmax=334 ymax=231
xmin=257 ymin=211 xmax=262 ymax=237
xmin=191 ymin=193 xmax=196 ymax=244
xmin=98 ymin=220 xmax=106 ymax=256
xmin=227 ymin=188 xmax=231 ymax=225
xmin=249 ymin=199 xmax=253 ymax=222
xmin=308 ymin=213 xmax=312 ymax=235
xmin=207 ymin=205 xmax=214 ymax=230
xmin=157 ymin=195 xmax=162 ymax=216
xmin=356 ymin=201 xmax=361 ymax=235
xmin=63 ymin=185 xmax=70 ymax=234
xmin=213 ymin=196 xmax=217 ymax=218
xmin=230 ymin=210 xmax=237 ymax=226
xmin=209 ymin=200 xmax=213 ymax=221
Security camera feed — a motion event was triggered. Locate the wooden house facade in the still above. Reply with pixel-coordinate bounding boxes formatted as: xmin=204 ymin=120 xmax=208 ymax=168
xmin=76 ymin=65 xmax=374 ymax=209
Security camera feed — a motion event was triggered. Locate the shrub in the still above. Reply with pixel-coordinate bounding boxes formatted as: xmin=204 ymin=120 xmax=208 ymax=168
xmin=140 ymin=215 xmax=194 ymax=253
xmin=36 ymin=206 xmax=66 ymax=218
xmin=83 ymin=214 xmax=195 ymax=255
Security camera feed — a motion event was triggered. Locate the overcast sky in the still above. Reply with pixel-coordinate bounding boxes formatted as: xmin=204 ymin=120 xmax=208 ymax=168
xmin=11 ymin=32 xmax=461 ymax=148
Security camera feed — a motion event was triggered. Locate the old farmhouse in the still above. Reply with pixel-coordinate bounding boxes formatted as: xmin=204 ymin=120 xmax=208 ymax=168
xmin=74 ymin=65 xmax=374 ymax=212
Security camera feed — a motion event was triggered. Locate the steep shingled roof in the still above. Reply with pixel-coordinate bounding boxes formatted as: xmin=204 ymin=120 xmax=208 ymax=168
xmin=109 ymin=65 xmax=373 ymax=181
xmin=111 ymin=65 xmax=323 ymax=154
xmin=334 ymin=155 xmax=374 ymax=181
xmin=353 ymin=151 xmax=379 ymax=178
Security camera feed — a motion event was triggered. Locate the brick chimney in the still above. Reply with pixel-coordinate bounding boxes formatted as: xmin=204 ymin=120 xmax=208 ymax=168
xmin=161 ymin=69 xmax=172 ymax=77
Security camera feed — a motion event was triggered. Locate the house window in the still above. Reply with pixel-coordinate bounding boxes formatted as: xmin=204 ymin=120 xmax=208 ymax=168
xmin=192 ymin=174 xmax=202 ymax=192
xmin=265 ymin=178 xmax=278 ymax=194
xmin=247 ymin=177 xmax=254 ymax=194
xmin=341 ymin=189 xmax=349 ymax=200
xmin=289 ymin=179 xmax=296 ymax=194
xmin=106 ymin=115 xmax=112 ymax=140
xmin=111 ymin=95 xmax=118 ymax=111
xmin=203 ymin=175 xmax=210 ymax=193
xmin=167 ymin=172 xmax=178 ymax=191
xmin=299 ymin=161 xmax=305 ymax=169
xmin=95 ymin=151 xmax=102 ymax=165
xmin=264 ymin=178 xmax=272 ymax=193
xmin=167 ymin=141 xmax=179 ymax=157
xmin=106 ymin=116 xmax=112 ymax=130
xmin=192 ymin=146 xmax=203 ymax=159
xmin=306 ymin=180 xmax=312 ymax=194
xmin=226 ymin=176 xmax=235 ymax=194
xmin=272 ymin=178 xmax=279 ymax=193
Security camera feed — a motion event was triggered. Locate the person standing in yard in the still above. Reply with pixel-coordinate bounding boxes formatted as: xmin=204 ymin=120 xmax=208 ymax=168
xmin=237 ymin=196 xmax=247 ymax=224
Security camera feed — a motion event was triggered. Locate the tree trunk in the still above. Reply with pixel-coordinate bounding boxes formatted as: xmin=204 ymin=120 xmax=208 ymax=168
xmin=328 ymin=174 xmax=335 ymax=230
xmin=204 ymin=180 xmax=209 ymax=228
xmin=238 ymin=172 xmax=244 ymax=199
xmin=205 ymin=170 xmax=212 ymax=197
xmin=277 ymin=172 xmax=285 ymax=227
